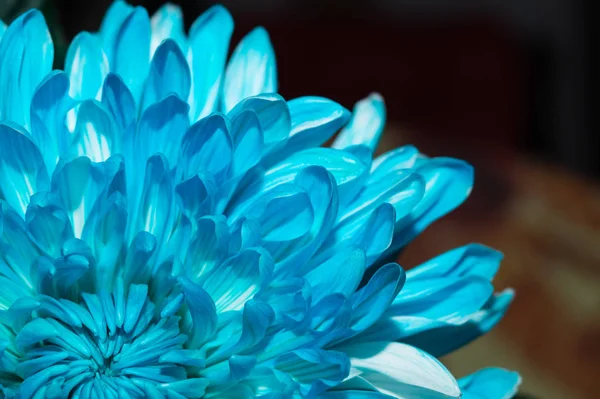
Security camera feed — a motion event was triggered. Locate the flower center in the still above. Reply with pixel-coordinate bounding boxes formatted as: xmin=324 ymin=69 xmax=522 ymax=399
xmin=15 ymin=284 xmax=195 ymax=397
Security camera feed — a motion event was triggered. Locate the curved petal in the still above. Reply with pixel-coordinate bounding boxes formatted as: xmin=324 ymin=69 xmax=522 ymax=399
xmin=65 ymin=32 xmax=109 ymax=100
xmin=180 ymin=113 xmax=232 ymax=181
xmin=341 ymin=341 xmax=460 ymax=399
xmin=332 ymin=93 xmax=386 ymax=151
xmin=264 ymin=96 xmax=350 ymax=165
xmin=142 ymin=39 xmax=191 ymax=111
xmin=71 ymin=100 xmax=118 ymax=163
xmin=112 ymin=6 xmax=151 ymax=102
xmin=0 ymin=123 xmax=50 ymax=216
xmin=0 ymin=10 xmax=53 ymax=129
xmin=202 ymin=248 xmax=274 ymax=313
xmin=187 ymin=5 xmax=234 ymax=121
xmin=101 ymin=73 xmax=136 ymax=134
xmin=406 ymin=244 xmax=503 ymax=282
xmin=223 ymin=27 xmax=277 ymax=112
xmin=458 ymin=368 xmax=521 ymax=399
xmin=30 ymin=71 xmax=73 ymax=173
xmin=150 ymin=3 xmax=186 ymax=56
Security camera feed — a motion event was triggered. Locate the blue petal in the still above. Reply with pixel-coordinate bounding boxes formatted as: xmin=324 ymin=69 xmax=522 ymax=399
xmin=349 ymin=263 xmax=405 ymax=334
xmin=459 ymin=368 xmax=521 ymax=399
xmin=112 ymin=6 xmax=151 ymax=102
xmin=179 ymin=277 xmax=217 ymax=348
xmin=264 ymin=96 xmax=350 ymax=165
xmin=29 ymin=71 xmax=73 ymax=173
xmin=50 ymin=157 xmax=111 ymax=238
xmin=175 ymin=174 xmax=215 ymax=221
xmin=0 ymin=202 xmax=40 ymax=292
xmin=180 ymin=113 xmax=232 ymax=180
xmin=71 ymin=100 xmax=117 ymax=162
xmin=99 ymin=0 xmax=134 ymax=62
xmin=0 ymin=123 xmax=50 ymax=216
xmin=223 ymin=27 xmax=277 ymax=112
xmin=101 ymin=73 xmax=136 ymax=134
xmin=129 ymin=155 xmax=173 ymax=243
xmin=142 ymin=39 xmax=191 ymax=111
xmin=0 ymin=10 xmax=53 ymax=129
xmin=130 ymin=94 xmax=189 ymax=196
xmin=123 ymin=231 xmax=156 ymax=286
xmin=228 ymin=94 xmax=290 ymax=152
xmin=184 ymin=216 xmax=230 ymax=281
xmin=188 ymin=5 xmax=233 ymax=121
xmin=25 ymin=193 xmax=73 ymax=257
xmin=305 ymin=249 xmax=366 ymax=302
xmin=340 ymin=341 xmax=460 ymax=398
xmin=393 ymin=275 xmax=493 ymax=317
xmin=332 ymin=93 xmax=386 ymax=151
xmin=150 ymin=3 xmax=186 ymax=56
xmin=407 ymin=244 xmax=503 ymax=282
xmin=274 ymin=349 xmax=350 ymax=397
xmin=265 ymin=148 xmax=368 ymax=201
xmin=388 ymin=158 xmax=473 ymax=254
xmin=229 ymin=110 xmax=264 ymax=178
xmin=65 ymin=32 xmax=109 ymax=100
xmin=401 ymin=289 xmax=514 ymax=357
xmin=81 ymin=191 xmax=127 ymax=291
xmin=202 ymin=248 xmax=273 ymax=313
xmin=370 ymin=145 xmax=420 ymax=179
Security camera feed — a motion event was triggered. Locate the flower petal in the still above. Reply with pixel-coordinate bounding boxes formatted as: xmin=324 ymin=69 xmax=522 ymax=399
xmin=29 ymin=71 xmax=73 ymax=173
xmin=0 ymin=10 xmax=53 ymax=129
xmin=112 ymin=6 xmax=151 ymax=101
xmin=264 ymin=96 xmax=350 ymax=165
xmin=332 ymin=93 xmax=386 ymax=151
xmin=188 ymin=5 xmax=233 ymax=121
xmin=142 ymin=39 xmax=191 ymax=111
xmin=150 ymin=3 xmax=186 ymax=56
xmin=65 ymin=32 xmax=109 ymax=100
xmin=458 ymin=368 xmax=521 ymax=399
xmin=223 ymin=27 xmax=277 ymax=112
xmin=0 ymin=123 xmax=50 ymax=216
xmin=342 ymin=341 xmax=460 ymax=399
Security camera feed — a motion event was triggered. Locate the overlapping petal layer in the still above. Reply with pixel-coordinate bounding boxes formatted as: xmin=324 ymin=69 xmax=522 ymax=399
xmin=0 ymin=3 xmax=519 ymax=398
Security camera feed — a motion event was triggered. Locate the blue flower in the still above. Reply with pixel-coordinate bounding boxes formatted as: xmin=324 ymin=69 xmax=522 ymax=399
xmin=0 ymin=2 xmax=520 ymax=398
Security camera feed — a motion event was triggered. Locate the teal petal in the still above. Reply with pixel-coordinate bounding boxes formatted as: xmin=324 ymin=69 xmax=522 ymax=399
xmin=180 ymin=113 xmax=232 ymax=180
xmin=0 ymin=10 xmax=53 ymax=129
xmin=459 ymin=368 xmax=521 ymax=399
xmin=65 ymin=32 xmax=109 ymax=100
xmin=71 ymin=100 xmax=118 ymax=162
xmin=150 ymin=3 xmax=186 ymax=56
xmin=0 ymin=123 xmax=50 ymax=216
xmin=30 ymin=71 xmax=73 ymax=173
xmin=101 ymin=73 xmax=136 ymax=134
xmin=202 ymin=248 xmax=273 ymax=313
xmin=265 ymin=96 xmax=350 ymax=165
xmin=112 ymin=6 xmax=151 ymax=102
xmin=223 ymin=27 xmax=277 ymax=112
xmin=188 ymin=5 xmax=233 ymax=121
xmin=341 ymin=341 xmax=460 ymax=399
xmin=332 ymin=93 xmax=386 ymax=151
xmin=142 ymin=39 xmax=191 ymax=111
xmin=180 ymin=277 xmax=217 ymax=348
xmin=228 ymin=94 xmax=291 ymax=153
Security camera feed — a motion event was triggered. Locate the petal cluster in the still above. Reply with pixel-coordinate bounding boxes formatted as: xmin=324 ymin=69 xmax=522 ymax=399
xmin=0 ymin=2 xmax=519 ymax=398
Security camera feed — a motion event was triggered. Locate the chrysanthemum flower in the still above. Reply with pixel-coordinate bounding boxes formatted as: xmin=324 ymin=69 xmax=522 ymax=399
xmin=0 ymin=2 xmax=520 ymax=398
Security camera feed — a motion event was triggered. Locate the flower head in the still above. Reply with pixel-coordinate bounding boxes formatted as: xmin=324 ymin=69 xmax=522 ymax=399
xmin=0 ymin=2 xmax=520 ymax=398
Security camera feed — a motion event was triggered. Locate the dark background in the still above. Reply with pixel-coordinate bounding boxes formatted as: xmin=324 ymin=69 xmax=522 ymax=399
xmin=3 ymin=1 xmax=599 ymax=398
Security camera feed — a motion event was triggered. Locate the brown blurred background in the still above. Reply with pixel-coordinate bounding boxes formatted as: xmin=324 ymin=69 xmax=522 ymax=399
xmin=4 ymin=0 xmax=599 ymax=398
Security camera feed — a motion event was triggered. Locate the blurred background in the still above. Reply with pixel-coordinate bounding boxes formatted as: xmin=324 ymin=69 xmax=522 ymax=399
xmin=2 ymin=0 xmax=598 ymax=398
